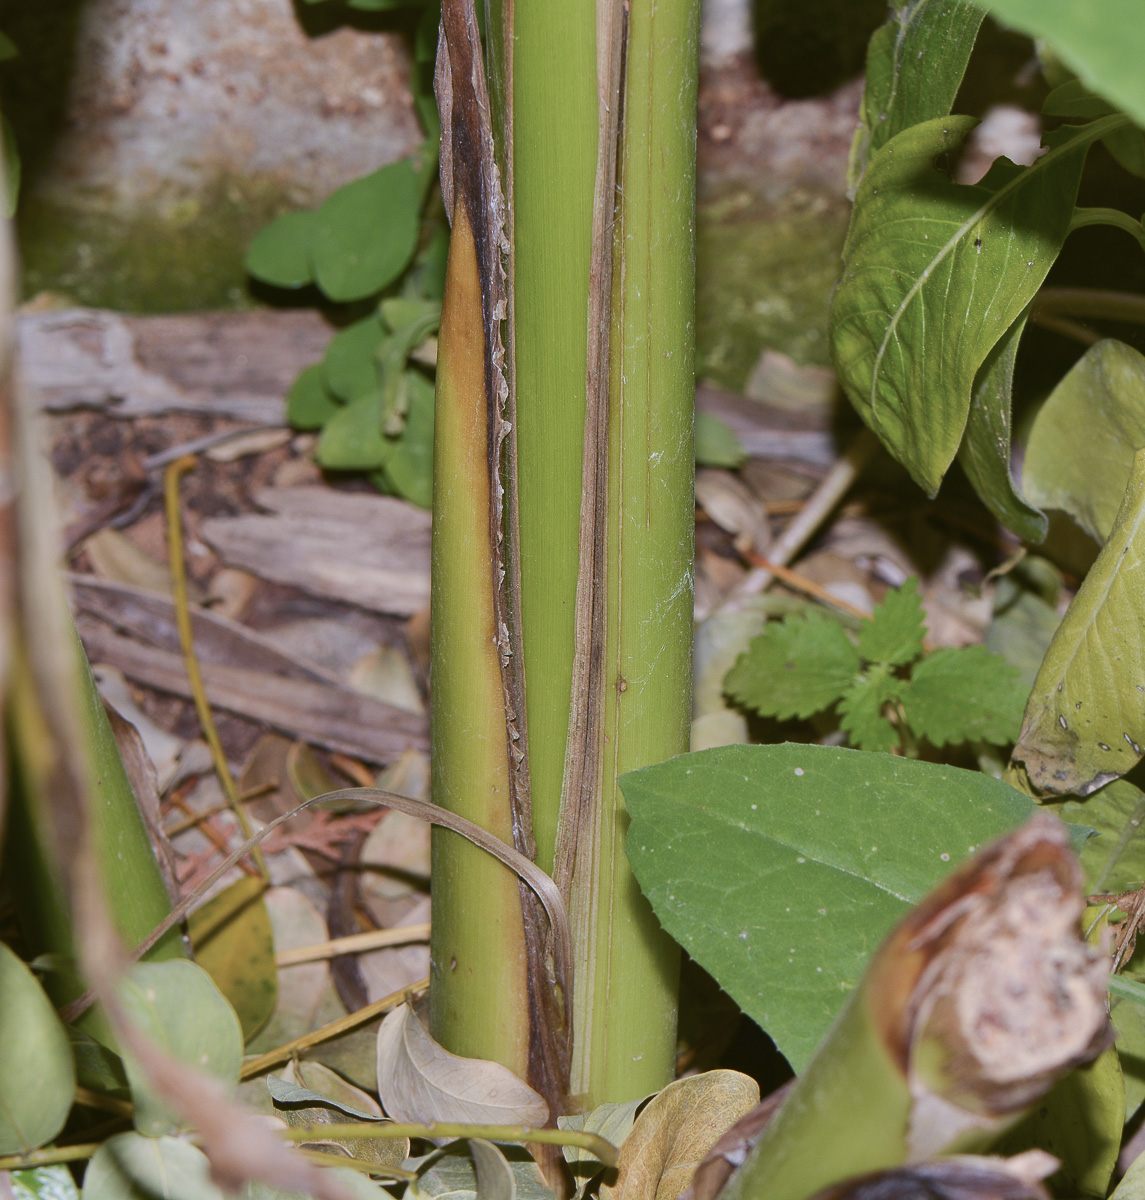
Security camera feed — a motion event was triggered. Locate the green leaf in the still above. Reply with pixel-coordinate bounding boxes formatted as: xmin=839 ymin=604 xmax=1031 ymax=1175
xmin=81 ymin=1133 xmax=225 ymax=1200
xmin=830 ymin=115 xmax=1107 ymax=495
xmin=287 ymin=364 xmax=341 ymax=431
xmin=315 ymin=392 xmax=391 ymax=472
xmin=996 ymin=1046 xmax=1124 ymax=1198
xmin=1112 ymin=986 xmax=1145 ymax=1125
xmin=0 ymin=31 xmax=18 ymax=60
xmin=1044 ymin=80 xmax=1145 ymax=178
xmin=898 ymin=645 xmax=1027 ymax=747
xmin=380 ymin=297 xmax=441 ymax=336
xmin=622 ymin=742 xmax=1045 ymax=1070
xmin=986 ymin=574 xmax=1062 ymax=689
xmin=11 ymin=1166 xmax=79 ymax=1200
xmin=188 ymin=875 xmax=278 ymax=1043
xmin=310 ymin=161 xmax=421 ymax=303
xmin=695 ymin=413 xmax=747 ymax=469
xmin=408 ymin=1141 xmax=554 ymax=1200
xmin=849 ymin=0 xmax=985 ymax=187
xmin=856 ymin=576 xmax=926 ymax=666
xmin=724 ymin=612 xmax=861 ymax=720
xmin=1013 ymin=449 xmax=1145 ymax=795
xmin=838 ymin=667 xmax=901 ymax=752
xmin=68 ymin=1026 xmax=130 ymax=1098
xmin=244 ymin=211 xmax=316 ymax=290
xmin=322 ymin=315 xmax=384 ymax=403
xmin=1112 ymin=1139 xmax=1145 ymax=1200
xmin=380 ymin=372 xmax=434 ymax=508
xmin=972 ymin=0 xmax=1145 ymax=129
xmin=1051 ymin=779 xmax=1145 ymax=894
xmin=558 ymin=1098 xmax=645 ymax=1198
xmin=118 ymin=960 xmax=243 ymax=1136
xmin=1023 ymin=339 xmax=1145 ymax=544
xmin=0 ymin=942 xmax=75 ymax=1155
xmin=958 ymin=311 xmax=1048 ymax=543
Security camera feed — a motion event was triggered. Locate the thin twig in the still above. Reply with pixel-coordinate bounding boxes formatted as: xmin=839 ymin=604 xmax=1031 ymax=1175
xmin=240 ymin=977 xmax=429 ymax=1079
xmin=164 ymin=456 xmax=268 ymax=881
xmin=742 ymin=552 xmax=871 ymax=621
xmin=162 ymin=781 xmax=279 ymax=837
xmin=74 ymin=1085 xmax=133 ymax=1117
xmin=276 ymin=923 xmax=431 ymax=967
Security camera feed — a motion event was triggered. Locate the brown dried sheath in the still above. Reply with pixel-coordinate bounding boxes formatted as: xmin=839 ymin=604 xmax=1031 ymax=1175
xmin=436 ymin=0 xmax=570 ymax=1109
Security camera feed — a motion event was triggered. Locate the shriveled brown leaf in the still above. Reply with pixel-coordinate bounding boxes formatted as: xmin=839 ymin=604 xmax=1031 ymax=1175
xmin=376 ymin=1002 xmax=548 ymax=1126
xmin=601 ymin=1071 xmax=759 ymax=1200
xmin=807 ymin=1152 xmax=1057 ymax=1200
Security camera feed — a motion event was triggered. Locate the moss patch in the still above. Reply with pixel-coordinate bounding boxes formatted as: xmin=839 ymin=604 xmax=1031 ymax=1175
xmin=17 ymin=175 xmax=303 ymax=312
xmin=696 ymin=182 xmax=849 ymax=389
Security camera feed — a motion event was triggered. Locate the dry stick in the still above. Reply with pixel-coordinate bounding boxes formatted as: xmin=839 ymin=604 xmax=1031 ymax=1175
xmin=241 ymin=977 xmax=429 ymax=1079
xmin=728 ymin=427 xmax=881 ymax=604
xmin=62 ymin=788 xmax=570 ymax=1027
xmin=163 ymin=781 xmax=280 ymax=837
xmin=275 ymin=922 xmax=431 ymax=967
xmin=164 ymin=455 xmax=269 ymax=881
xmin=743 ymin=552 xmax=871 ymax=622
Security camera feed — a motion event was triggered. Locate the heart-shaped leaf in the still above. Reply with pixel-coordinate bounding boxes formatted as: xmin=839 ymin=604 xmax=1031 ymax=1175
xmin=622 ymin=743 xmax=1047 ymax=1070
xmin=0 ymin=942 xmax=75 ymax=1154
xmin=830 ymin=115 xmax=1112 ymax=494
xmin=323 ymin=316 xmax=384 ymax=404
xmin=288 ymin=365 xmax=342 ymax=431
xmin=245 ymin=211 xmax=316 ymax=290
xmin=1023 ymin=339 xmax=1145 ymax=544
xmin=1013 ymin=448 xmax=1145 ymax=795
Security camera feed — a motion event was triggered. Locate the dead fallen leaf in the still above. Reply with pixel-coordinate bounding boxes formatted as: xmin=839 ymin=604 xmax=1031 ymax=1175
xmin=601 ymin=1071 xmax=759 ymax=1200
xmin=375 ymin=1002 xmax=548 ymax=1126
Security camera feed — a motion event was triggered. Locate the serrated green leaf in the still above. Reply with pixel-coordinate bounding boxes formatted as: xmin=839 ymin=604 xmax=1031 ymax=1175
xmin=380 ymin=371 xmax=434 ymax=508
xmin=725 ymin=613 xmax=861 ymax=720
xmin=622 ymin=743 xmax=1044 ymax=1070
xmin=188 ymin=875 xmax=277 ymax=1043
xmin=322 ymin=315 xmax=384 ymax=403
xmin=118 ymin=960 xmax=243 ymax=1136
xmin=0 ymin=942 xmax=75 ymax=1155
xmin=1023 ymin=339 xmax=1145 ymax=545
xmin=972 ymin=0 xmax=1145 ymax=129
xmin=311 ymin=161 xmax=421 ymax=303
xmin=850 ymin=0 xmax=985 ymax=188
xmin=287 ymin=364 xmax=341 ymax=431
xmin=958 ymin=311 xmax=1048 ymax=543
xmin=244 ymin=211 xmax=316 ymax=290
xmin=11 ymin=1165 xmax=79 ymax=1200
xmin=838 ymin=667 xmax=901 ymax=752
xmin=316 ymin=392 xmax=392 ymax=471
xmin=1014 ymin=449 xmax=1145 ymax=796
xmin=695 ymin=413 xmax=747 ymax=469
xmin=857 ymin=577 xmax=926 ymax=666
xmin=898 ymin=644 xmax=1026 ymax=747
xmin=830 ymin=115 xmax=1109 ymax=495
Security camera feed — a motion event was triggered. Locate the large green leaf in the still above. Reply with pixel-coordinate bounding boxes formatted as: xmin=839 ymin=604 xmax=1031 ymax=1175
xmin=958 ymin=311 xmax=1048 ymax=543
xmin=622 ymin=743 xmax=1043 ymax=1070
xmin=1054 ymin=779 xmax=1145 ymax=894
xmin=1013 ymin=449 xmax=1145 ymax=795
xmin=118 ymin=960 xmax=243 ymax=1136
xmin=0 ymin=943 xmax=75 ymax=1154
xmin=310 ymin=161 xmax=421 ymax=303
xmin=1023 ymin=339 xmax=1145 ymax=545
xmin=972 ymin=0 xmax=1145 ymax=129
xmin=850 ymin=0 xmax=985 ymax=186
xmin=1044 ymin=80 xmax=1145 ymax=178
xmin=830 ymin=115 xmax=1112 ymax=494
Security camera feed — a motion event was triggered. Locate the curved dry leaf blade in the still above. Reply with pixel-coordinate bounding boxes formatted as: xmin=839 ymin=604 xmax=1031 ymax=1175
xmin=376 ymin=1004 xmax=548 ymax=1126
xmin=1023 ymin=339 xmax=1145 ymax=544
xmin=600 ymin=1072 xmax=759 ymax=1200
xmin=559 ymin=1097 xmax=646 ymax=1196
xmin=1013 ymin=448 xmax=1145 ymax=795
xmin=189 ymin=875 xmax=278 ymax=1043
xmin=268 ymin=1075 xmax=382 ymax=1122
xmin=958 ymin=312 xmax=1047 ymax=543
xmin=118 ymin=960 xmax=243 ymax=1136
xmin=0 ymin=943 xmax=76 ymax=1155
xmin=831 ymin=116 xmax=1096 ymax=494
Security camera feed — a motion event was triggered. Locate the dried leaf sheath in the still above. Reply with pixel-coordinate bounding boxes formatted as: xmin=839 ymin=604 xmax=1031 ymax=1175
xmin=432 ymin=0 xmax=569 ymax=1109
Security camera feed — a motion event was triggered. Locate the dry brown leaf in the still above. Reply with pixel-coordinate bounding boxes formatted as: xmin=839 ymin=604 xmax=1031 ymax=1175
xmin=84 ymin=526 xmax=204 ymax=601
xmin=376 ymin=1002 xmax=548 ymax=1126
xmin=601 ymin=1071 xmax=759 ymax=1200
xmin=696 ymin=470 xmax=770 ymax=554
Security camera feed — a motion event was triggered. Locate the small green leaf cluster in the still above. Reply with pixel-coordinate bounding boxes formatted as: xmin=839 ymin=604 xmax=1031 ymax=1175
xmin=724 ymin=578 xmax=1027 ymax=753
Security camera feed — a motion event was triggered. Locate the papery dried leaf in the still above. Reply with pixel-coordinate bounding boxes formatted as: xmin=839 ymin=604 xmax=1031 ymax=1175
xmin=600 ymin=1072 xmax=759 ymax=1200
xmin=806 ymin=1152 xmax=1056 ymax=1200
xmin=376 ymin=1003 xmax=548 ymax=1126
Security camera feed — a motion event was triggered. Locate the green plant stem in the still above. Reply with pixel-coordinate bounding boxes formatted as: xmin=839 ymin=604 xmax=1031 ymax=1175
xmin=279 ymin=1123 xmax=618 ymax=1166
xmin=1033 ymin=286 xmax=1145 ymax=325
xmin=1069 ymin=206 xmax=1145 ymax=253
xmin=0 ymin=1143 xmax=103 ymax=1171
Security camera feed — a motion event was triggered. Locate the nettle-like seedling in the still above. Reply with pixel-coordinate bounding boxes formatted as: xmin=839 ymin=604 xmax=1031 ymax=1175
xmin=725 ymin=578 xmax=1028 ymax=754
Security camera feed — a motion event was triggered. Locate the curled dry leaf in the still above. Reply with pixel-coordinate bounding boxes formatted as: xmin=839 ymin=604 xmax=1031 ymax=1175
xmin=806 ymin=1152 xmax=1057 ymax=1200
xmin=695 ymin=470 xmax=769 ymax=554
xmin=600 ymin=1071 xmax=760 ymax=1200
xmin=375 ymin=1003 xmax=548 ymax=1126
